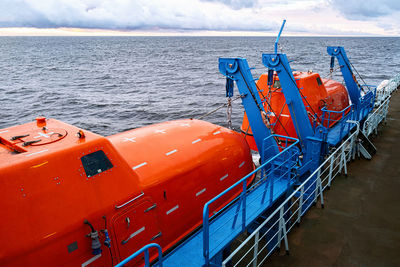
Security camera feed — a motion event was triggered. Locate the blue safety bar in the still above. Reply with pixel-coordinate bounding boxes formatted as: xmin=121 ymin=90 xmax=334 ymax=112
xmin=115 ymin=243 xmax=163 ymax=267
xmin=321 ymin=104 xmax=356 ymax=143
xmin=202 ymin=135 xmax=299 ymax=265
xmin=321 ymin=104 xmax=354 ymax=129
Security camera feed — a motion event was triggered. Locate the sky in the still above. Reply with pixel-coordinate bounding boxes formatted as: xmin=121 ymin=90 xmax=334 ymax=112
xmin=0 ymin=0 xmax=399 ymax=36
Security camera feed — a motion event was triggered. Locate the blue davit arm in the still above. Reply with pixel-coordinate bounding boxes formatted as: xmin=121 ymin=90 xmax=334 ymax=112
xmin=218 ymin=58 xmax=279 ymax=160
xmin=327 ymin=46 xmax=361 ymax=110
xmin=261 ymin=53 xmax=314 ymax=150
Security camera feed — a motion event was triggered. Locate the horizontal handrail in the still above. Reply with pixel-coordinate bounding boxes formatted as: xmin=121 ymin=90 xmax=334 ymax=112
xmin=203 ymin=135 xmax=299 ymax=219
xmin=321 ymin=104 xmax=354 ymax=129
xmin=202 ymin=135 xmax=299 ymax=264
xmin=321 ymin=103 xmax=353 ymax=114
xmin=115 ymin=243 xmax=162 ymax=267
xmin=115 ymin=191 xmax=144 ymax=209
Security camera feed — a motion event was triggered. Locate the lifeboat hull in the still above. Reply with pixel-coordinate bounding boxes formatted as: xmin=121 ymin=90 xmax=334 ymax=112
xmin=0 ymin=118 xmax=253 ymax=266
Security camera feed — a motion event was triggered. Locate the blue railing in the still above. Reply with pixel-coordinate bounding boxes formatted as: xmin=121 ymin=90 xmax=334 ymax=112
xmin=321 ymin=104 xmax=356 ymax=142
xmin=115 ymin=243 xmax=162 ymax=267
xmin=202 ymin=135 xmax=299 ymax=265
xmin=321 ymin=104 xmax=354 ymax=129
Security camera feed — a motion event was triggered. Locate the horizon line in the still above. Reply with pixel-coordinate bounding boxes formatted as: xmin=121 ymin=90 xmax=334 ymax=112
xmin=0 ymin=27 xmax=398 ymax=38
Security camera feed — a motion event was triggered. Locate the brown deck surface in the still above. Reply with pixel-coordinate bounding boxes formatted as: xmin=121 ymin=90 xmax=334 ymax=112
xmin=265 ymin=91 xmax=400 ymax=267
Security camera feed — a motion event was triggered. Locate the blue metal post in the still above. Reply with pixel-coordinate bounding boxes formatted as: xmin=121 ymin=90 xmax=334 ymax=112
xmin=219 ymin=58 xmax=279 ymax=160
xmin=115 ymin=243 xmax=163 ymax=267
xmin=262 ymin=53 xmax=314 ymax=150
xmin=242 ymin=181 xmax=246 ymax=231
xmin=203 ymin=206 xmax=210 ymax=266
xmin=327 ymin=46 xmax=361 ymax=113
xmin=274 ymin=19 xmax=286 ymax=55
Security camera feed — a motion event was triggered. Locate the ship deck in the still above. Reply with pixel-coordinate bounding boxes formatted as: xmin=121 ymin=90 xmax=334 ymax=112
xmin=263 ymin=91 xmax=400 ymax=266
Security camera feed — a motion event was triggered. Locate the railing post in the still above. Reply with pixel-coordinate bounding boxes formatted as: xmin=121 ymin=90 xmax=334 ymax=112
xmin=115 ymin=243 xmax=163 ymax=267
xmin=350 ymin=131 xmax=356 ymax=160
xmin=338 ymin=145 xmax=344 ymax=174
xmin=144 ymin=249 xmax=150 ymax=266
xmin=314 ymin=169 xmax=322 ymax=206
xmin=203 ymin=206 xmax=210 ymax=266
xmin=317 ymin=169 xmax=324 ymax=208
xmin=297 ymin=185 xmax=304 ymax=225
xmin=253 ymin=231 xmax=259 ymax=267
xmin=328 ymin=112 xmax=331 ymax=128
xmin=339 ymin=110 xmax=344 ymax=139
xmin=277 ymin=208 xmax=282 ymax=250
xmin=328 ymin=156 xmax=334 ymax=188
xmin=232 ymin=199 xmax=242 ymax=229
xmin=340 ymin=145 xmax=347 ymax=176
xmin=279 ymin=206 xmax=289 ymax=254
xmin=242 ymin=181 xmax=247 ymax=231
xmin=384 ymin=98 xmax=390 ymax=122
xmin=269 ymin=163 xmax=275 ymax=204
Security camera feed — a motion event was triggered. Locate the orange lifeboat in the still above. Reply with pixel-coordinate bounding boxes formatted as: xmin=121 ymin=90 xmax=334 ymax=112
xmin=241 ymin=71 xmax=350 ymax=150
xmin=0 ymin=118 xmax=253 ymax=266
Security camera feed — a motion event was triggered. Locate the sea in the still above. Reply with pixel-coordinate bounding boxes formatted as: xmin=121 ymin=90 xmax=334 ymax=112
xmin=0 ymin=37 xmax=399 ymax=135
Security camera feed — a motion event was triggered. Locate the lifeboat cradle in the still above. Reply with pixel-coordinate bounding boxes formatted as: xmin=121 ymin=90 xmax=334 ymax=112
xmin=116 ymin=42 xmax=400 ymax=266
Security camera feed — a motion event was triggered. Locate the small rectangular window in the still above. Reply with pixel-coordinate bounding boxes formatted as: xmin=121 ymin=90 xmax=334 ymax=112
xmin=81 ymin=150 xmax=113 ymax=178
xmin=316 ymin=77 xmax=323 ymax=86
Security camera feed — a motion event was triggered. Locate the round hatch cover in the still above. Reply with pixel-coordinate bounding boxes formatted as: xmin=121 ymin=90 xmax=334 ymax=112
xmin=21 ymin=128 xmax=68 ymax=146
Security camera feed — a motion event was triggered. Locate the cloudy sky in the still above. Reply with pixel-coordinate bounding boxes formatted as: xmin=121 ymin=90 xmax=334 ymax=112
xmin=0 ymin=0 xmax=399 ymax=36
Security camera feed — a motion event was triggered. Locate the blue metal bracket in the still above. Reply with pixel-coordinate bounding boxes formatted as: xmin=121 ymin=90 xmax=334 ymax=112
xmin=219 ymin=58 xmax=279 ymax=160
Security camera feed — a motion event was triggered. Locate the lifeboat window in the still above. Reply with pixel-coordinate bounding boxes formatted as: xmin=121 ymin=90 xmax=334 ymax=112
xmin=316 ymin=77 xmax=323 ymax=86
xmin=273 ymin=80 xmax=281 ymax=88
xmin=81 ymin=150 xmax=113 ymax=178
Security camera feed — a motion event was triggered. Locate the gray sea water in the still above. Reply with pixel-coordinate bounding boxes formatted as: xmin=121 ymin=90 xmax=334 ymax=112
xmin=0 ymin=37 xmax=399 ymax=135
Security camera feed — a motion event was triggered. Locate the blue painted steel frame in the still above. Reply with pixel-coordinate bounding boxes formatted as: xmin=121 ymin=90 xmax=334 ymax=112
xmin=327 ymin=46 xmax=376 ymax=120
xmin=261 ymin=53 xmax=315 ymax=151
xmin=219 ymin=58 xmax=279 ymax=160
xmin=327 ymin=46 xmax=360 ymax=109
xmin=115 ymin=243 xmax=163 ymax=267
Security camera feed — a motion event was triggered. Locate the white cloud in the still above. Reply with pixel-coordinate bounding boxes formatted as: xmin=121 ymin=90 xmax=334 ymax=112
xmin=329 ymin=0 xmax=400 ymax=19
xmin=0 ymin=0 xmax=398 ymax=35
xmin=0 ymin=0 xmax=276 ymax=31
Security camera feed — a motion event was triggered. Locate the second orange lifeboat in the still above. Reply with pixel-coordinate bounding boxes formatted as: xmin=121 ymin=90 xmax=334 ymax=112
xmin=241 ymin=71 xmax=350 ymax=150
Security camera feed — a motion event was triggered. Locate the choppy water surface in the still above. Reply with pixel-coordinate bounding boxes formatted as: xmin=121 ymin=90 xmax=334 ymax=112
xmin=0 ymin=37 xmax=399 ymax=135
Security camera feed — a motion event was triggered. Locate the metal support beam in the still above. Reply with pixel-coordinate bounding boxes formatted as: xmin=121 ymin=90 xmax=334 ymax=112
xmin=327 ymin=46 xmax=361 ymax=113
xmin=219 ymin=58 xmax=279 ymax=160
xmin=262 ymin=53 xmax=314 ymax=151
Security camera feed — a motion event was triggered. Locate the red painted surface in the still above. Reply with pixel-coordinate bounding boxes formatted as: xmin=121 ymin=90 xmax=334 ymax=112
xmin=0 ymin=118 xmax=253 ymax=266
xmin=241 ymin=71 xmax=350 ymax=150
